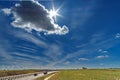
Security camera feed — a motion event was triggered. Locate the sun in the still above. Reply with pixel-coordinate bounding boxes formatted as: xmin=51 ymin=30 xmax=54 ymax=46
xmin=48 ymin=6 xmax=62 ymax=22
xmin=49 ymin=9 xmax=58 ymax=18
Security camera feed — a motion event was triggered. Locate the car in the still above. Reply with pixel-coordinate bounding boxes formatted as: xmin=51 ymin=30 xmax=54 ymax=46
xmin=43 ymin=71 xmax=47 ymax=75
xmin=34 ymin=73 xmax=38 ymax=76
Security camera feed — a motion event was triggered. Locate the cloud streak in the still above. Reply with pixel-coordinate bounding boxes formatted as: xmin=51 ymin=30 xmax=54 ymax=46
xmin=1 ymin=8 xmax=11 ymax=15
xmin=115 ymin=33 xmax=120 ymax=38
xmin=13 ymin=31 xmax=48 ymax=48
xmin=98 ymin=49 xmax=108 ymax=54
xmin=78 ymin=58 xmax=89 ymax=61
xmin=96 ymin=55 xmax=109 ymax=59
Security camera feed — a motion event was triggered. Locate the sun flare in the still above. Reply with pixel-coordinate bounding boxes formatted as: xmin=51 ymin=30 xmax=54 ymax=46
xmin=49 ymin=8 xmax=61 ymax=21
xmin=49 ymin=9 xmax=58 ymax=18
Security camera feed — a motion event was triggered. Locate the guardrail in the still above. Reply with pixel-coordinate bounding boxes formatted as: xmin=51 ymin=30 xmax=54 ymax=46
xmin=0 ymin=72 xmax=41 ymax=80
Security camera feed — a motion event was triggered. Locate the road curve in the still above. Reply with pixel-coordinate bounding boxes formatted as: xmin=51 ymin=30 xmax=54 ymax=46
xmin=44 ymin=73 xmax=56 ymax=80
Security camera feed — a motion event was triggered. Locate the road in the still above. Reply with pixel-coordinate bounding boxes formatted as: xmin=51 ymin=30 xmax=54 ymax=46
xmin=44 ymin=73 xmax=56 ymax=80
xmin=0 ymin=71 xmax=57 ymax=80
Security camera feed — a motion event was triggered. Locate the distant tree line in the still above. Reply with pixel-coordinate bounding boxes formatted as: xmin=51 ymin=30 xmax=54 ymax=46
xmin=82 ymin=67 xmax=87 ymax=69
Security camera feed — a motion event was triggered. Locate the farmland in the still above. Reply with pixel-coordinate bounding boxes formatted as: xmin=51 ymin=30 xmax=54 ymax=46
xmin=1 ymin=69 xmax=120 ymax=80
xmin=46 ymin=69 xmax=120 ymax=80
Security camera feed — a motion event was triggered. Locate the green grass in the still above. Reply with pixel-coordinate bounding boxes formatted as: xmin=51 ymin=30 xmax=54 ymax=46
xmin=48 ymin=69 xmax=120 ymax=80
xmin=0 ymin=69 xmax=41 ymax=77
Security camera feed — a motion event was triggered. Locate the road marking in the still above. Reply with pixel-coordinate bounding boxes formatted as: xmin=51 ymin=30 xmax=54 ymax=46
xmin=44 ymin=73 xmax=56 ymax=80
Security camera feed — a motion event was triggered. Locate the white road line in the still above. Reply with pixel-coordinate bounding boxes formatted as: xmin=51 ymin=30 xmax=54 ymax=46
xmin=44 ymin=73 xmax=56 ymax=80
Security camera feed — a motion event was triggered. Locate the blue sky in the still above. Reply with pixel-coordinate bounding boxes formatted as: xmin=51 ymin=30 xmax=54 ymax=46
xmin=0 ymin=0 xmax=120 ymax=69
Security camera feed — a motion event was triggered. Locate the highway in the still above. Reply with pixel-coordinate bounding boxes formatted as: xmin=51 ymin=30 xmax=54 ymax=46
xmin=0 ymin=71 xmax=57 ymax=80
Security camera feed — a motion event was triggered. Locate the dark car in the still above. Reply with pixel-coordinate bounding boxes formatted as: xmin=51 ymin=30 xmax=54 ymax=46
xmin=34 ymin=73 xmax=38 ymax=76
xmin=43 ymin=71 xmax=47 ymax=75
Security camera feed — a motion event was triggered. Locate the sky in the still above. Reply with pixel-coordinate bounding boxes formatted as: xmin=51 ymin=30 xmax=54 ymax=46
xmin=0 ymin=0 xmax=120 ymax=70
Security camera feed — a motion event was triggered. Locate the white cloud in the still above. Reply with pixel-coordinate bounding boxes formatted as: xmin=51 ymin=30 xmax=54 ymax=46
xmin=16 ymin=45 xmax=37 ymax=53
xmin=14 ymin=31 xmax=48 ymax=48
xmin=0 ymin=50 xmax=13 ymax=60
xmin=70 ymin=0 xmax=97 ymax=29
xmin=4 ymin=0 xmax=68 ymax=35
xmin=46 ymin=34 xmax=117 ymax=68
xmin=44 ymin=44 xmax=62 ymax=61
xmin=78 ymin=58 xmax=89 ymax=61
xmin=96 ymin=55 xmax=109 ymax=59
xmin=13 ymin=31 xmax=63 ymax=61
xmin=0 ymin=51 xmax=52 ymax=69
xmin=115 ymin=33 xmax=120 ymax=38
xmin=98 ymin=49 xmax=102 ymax=52
xmin=90 ymin=33 xmax=105 ymax=44
xmin=100 ymin=63 xmax=104 ymax=66
xmin=13 ymin=52 xmax=40 ymax=60
xmin=98 ymin=49 xmax=108 ymax=53
xmin=64 ymin=61 xmax=70 ymax=64
xmin=1 ymin=8 xmax=11 ymax=15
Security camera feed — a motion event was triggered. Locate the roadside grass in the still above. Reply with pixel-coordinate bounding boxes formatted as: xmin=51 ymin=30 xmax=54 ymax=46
xmin=48 ymin=69 xmax=120 ymax=80
xmin=36 ymin=73 xmax=55 ymax=80
xmin=0 ymin=69 xmax=41 ymax=77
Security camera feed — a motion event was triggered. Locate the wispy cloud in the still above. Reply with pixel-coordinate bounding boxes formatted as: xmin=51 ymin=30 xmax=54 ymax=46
xmin=13 ymin=30 xmax=63 ymax=60
xmin=78 ymin=58 xmax=89 ymax=61
xmin=115 ymin=33 xmax=120 ymax=38
xmin=12 ymin=30 xmax=66 ymax=67
xmin=96 ymin=55 xmax=109 ymax=59
xmin=70 ymin=0 xmax=97 ymax=28
xmin=64 ymin=61 xmax=70 ymax=64
xmin=1 ymin=8 xmax=11 ymax=15
xmin=0 ymin=58 xmax=43 ymax=70
xmin=15 ymin=45 xmax=37 ymax=53
xmin=44 ymin=44 xmax=63 ymax=61
xmin=47 ymin=33 xmax=118 ymax=68
xmin=0 ymin=29 xmax=61 ymax=69
xmin=0 ymin=51 xmax=52 ymax=69
xmin=100 ymin=63 xmax=104 ymax=66
xmin=0 ymin=36 xmax=13 ymax=60
xmin=13 ymin=31 xmax=48 ymax=48
xmin=98 ymin=49 xmax=108 ymax=54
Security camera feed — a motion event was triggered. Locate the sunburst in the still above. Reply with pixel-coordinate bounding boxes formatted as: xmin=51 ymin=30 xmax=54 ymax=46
xmin=48 ymin=2 xmax=62 ymax=22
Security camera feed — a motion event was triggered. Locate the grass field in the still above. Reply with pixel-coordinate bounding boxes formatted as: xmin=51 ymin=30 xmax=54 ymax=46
xmin=0 ymin=69 xmax=41 ymax=77
xmin=47 ymin=69 xmax=120 ymax=80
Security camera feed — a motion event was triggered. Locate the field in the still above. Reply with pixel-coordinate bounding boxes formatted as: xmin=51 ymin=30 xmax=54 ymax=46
xmin=1 ymin=69 xmax=120 ymax=80
xmin=46 ymin=69 xmax=120 ymax=80
xmin=0 ymin=69 xmax=41 ymax=77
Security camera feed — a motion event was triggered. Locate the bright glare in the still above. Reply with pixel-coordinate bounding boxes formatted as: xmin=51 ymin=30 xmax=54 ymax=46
xmin=49 ymin=8 xmax=61 ymax=21
xmin=49 ymin=9 xmax=58 ymax=18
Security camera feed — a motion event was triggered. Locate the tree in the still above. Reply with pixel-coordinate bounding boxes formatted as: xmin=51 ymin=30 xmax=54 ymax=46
xmin=82 ymin=67 xmax=87 ymax=69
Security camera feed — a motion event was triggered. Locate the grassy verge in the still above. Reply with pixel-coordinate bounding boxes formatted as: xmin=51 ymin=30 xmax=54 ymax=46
xmin=0 ymin=69 xmax=41 ymax=77
xmin=48 ymin=69 xmax=120 ymax=80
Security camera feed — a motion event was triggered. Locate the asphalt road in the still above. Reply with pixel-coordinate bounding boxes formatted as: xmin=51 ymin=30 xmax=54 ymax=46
xmin=0 ymin=71 xmax=57 ymax=80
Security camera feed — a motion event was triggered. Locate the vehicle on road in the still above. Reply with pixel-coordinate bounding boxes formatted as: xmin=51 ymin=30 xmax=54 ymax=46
xmin=43 ymin=71 xmax=47 ymax=75
xmin=34 ymin=73 xmax=38 ymax=76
